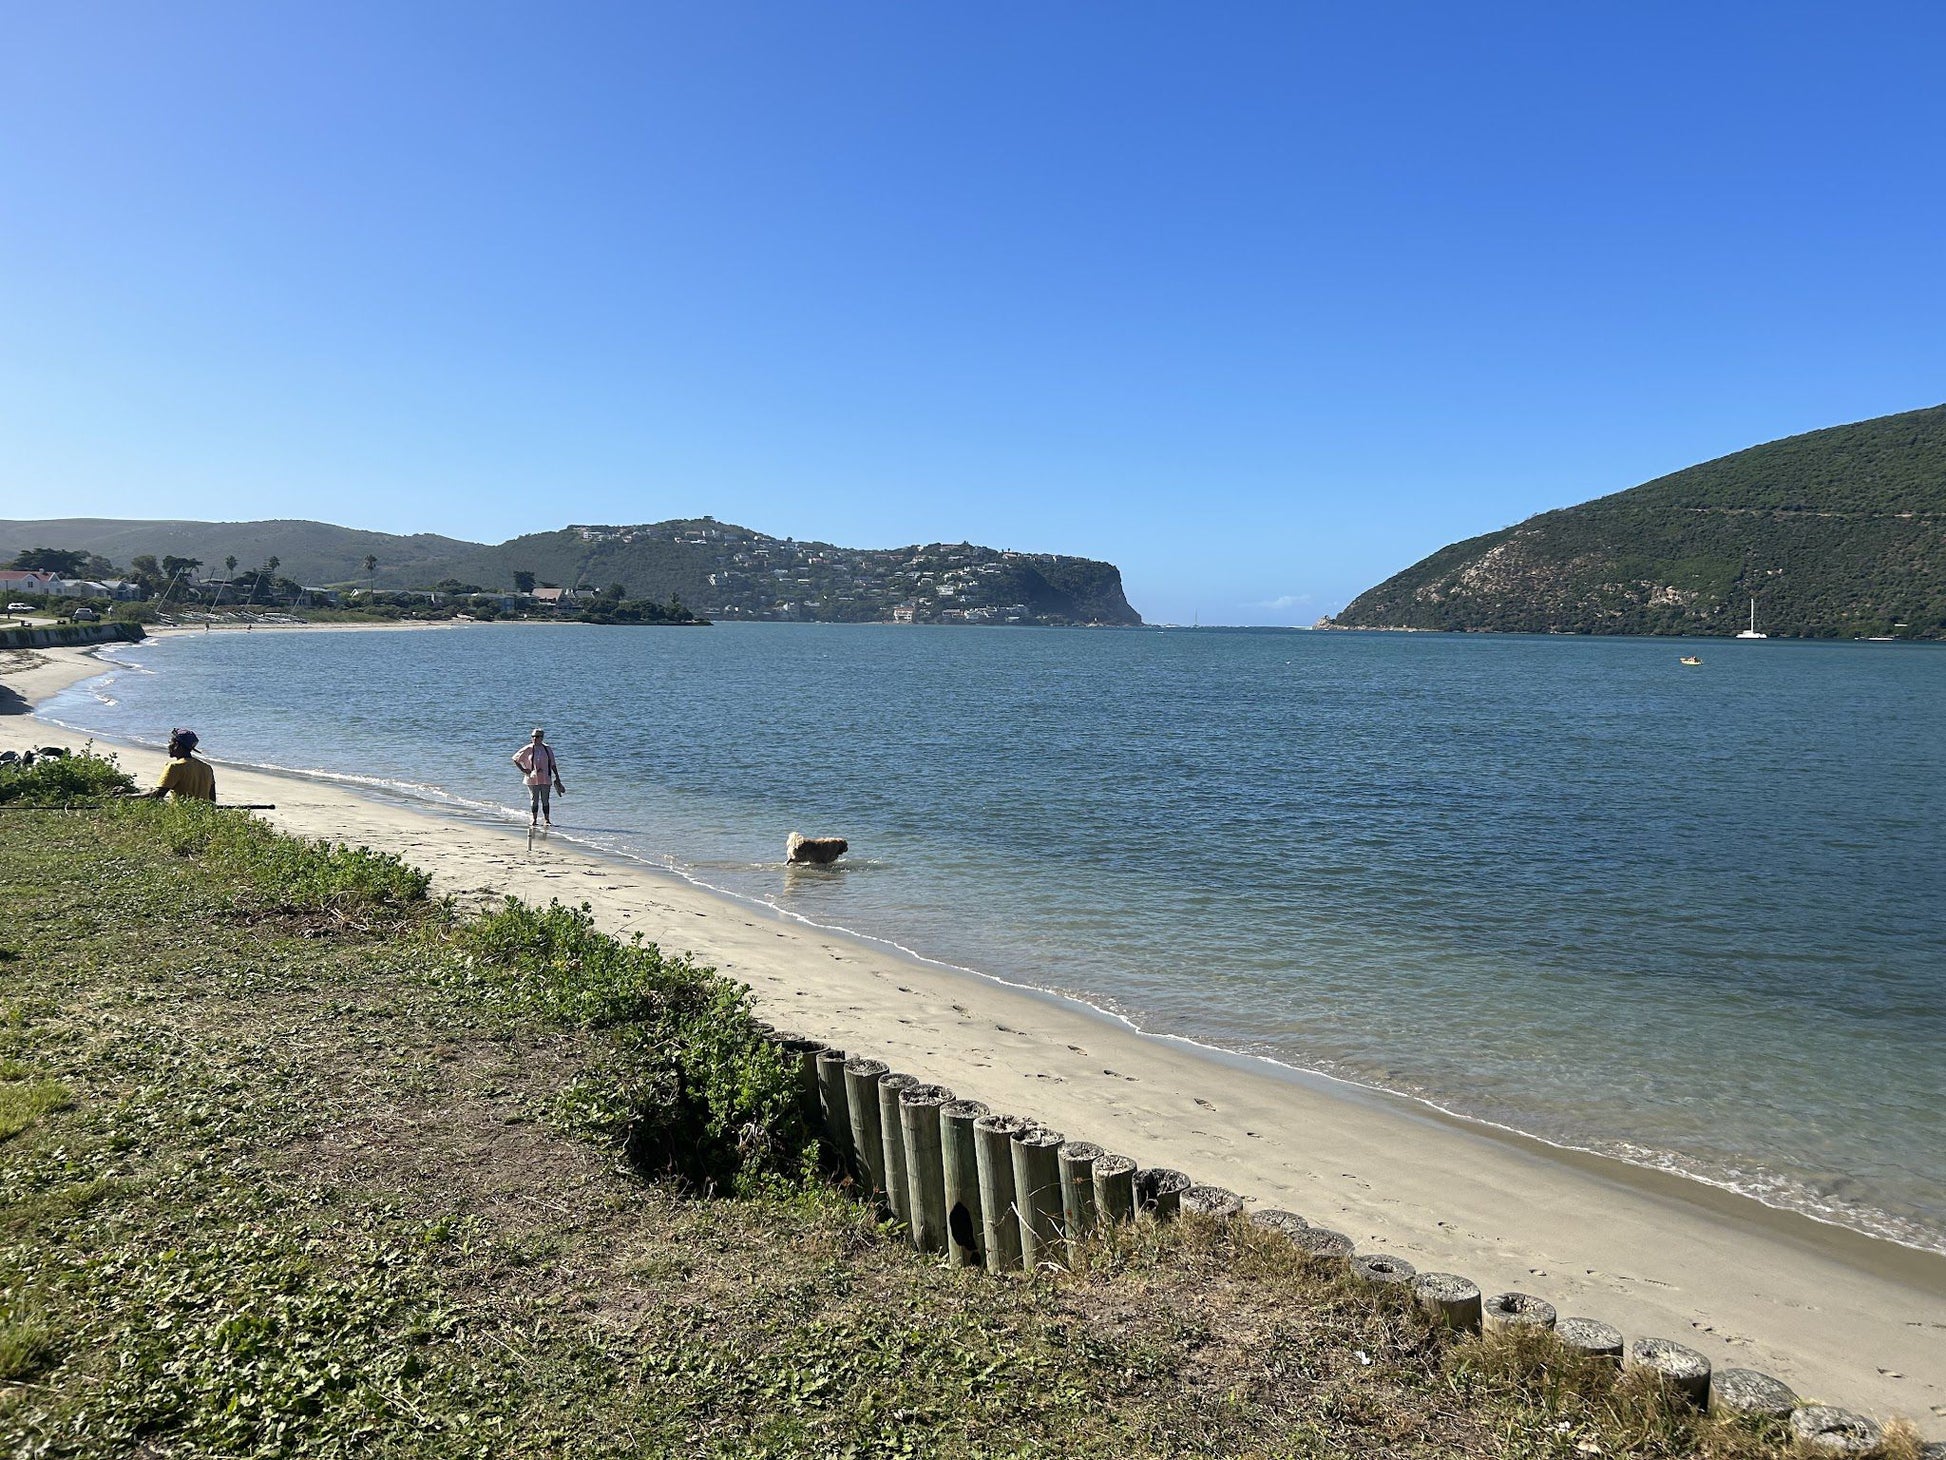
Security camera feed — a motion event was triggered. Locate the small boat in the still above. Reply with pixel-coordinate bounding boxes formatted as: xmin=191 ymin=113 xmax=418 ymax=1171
xmin=1735 ymin=597 xmax=1767 ymax=639
xmin=1679 ymin=655 xmax=1702 ymax=666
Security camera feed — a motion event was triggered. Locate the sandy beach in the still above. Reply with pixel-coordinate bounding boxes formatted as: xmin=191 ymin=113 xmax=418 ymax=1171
xmin=6 ymin=641 xmax=1943 ymax=1436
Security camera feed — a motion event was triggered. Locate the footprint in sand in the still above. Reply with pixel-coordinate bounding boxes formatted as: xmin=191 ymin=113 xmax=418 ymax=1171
xmin=1067 ymin=1044 xmax=1087 ymax=1055
xmin=1194 ymin=1097 xmax=1216 ymax=1110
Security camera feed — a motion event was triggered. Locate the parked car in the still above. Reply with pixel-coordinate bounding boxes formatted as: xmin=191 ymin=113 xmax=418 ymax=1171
xmin=6 ymin=603 xmax=35 ymax=612
xmin=71 ymin=607 xmax=100 ymax=621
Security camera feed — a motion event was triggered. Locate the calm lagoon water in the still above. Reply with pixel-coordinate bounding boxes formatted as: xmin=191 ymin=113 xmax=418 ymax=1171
xmin=46 ymin=623 xmax=1946 ymax=1252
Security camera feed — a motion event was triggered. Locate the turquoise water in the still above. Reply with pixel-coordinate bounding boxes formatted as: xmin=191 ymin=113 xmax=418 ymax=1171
xmin=46 ymin=623 xmax=1946 ymax=1251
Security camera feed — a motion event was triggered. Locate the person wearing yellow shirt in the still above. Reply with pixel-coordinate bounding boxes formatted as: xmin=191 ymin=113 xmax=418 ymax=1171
xmin=143 ymin=728 xmax=217 ymax=802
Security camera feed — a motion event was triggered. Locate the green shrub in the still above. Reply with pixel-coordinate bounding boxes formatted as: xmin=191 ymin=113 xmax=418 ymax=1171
xmin=0 ymin=747 xmax=136 ymax=805
xmin=145 ymin=800 xmax=430 ymax=911
xmin=448 ymin=898 xmax=812 ymax=1193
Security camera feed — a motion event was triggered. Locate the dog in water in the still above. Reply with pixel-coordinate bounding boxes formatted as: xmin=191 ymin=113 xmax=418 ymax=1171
xmin=786 ymin=831 xmax=848 ymax=865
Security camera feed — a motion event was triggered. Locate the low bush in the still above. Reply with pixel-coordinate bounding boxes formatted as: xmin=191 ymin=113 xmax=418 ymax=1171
xmin=444 ymin=898 xmax=812 ymax=1193
xmin=146 ymin=799 xmax=431 ymax=912
xmin=0 ymin=747 xmax=136 ymax=805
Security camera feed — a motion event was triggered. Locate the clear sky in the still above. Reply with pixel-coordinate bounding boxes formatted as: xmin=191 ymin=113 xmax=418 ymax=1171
xmin=3 ymin=3 xmax=1942 ymax=624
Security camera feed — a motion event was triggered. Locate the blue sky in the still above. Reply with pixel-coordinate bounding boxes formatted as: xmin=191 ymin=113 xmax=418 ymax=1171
xmin=3 ymin=4 xmax=1942 ymax=624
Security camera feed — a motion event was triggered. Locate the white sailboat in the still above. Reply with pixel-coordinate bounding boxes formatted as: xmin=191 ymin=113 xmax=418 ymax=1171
xmin=1735 ymin=597 xmax=1767 ymax=639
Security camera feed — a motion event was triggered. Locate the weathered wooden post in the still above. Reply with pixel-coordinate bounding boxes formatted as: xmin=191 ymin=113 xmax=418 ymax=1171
xmin=1135 ymin=1167 xmax=1191 ymax=1219
xmin=779 ymin=1036 xmax=827 ymax=1120
xmin=1482 ymin=1292 xmax=1556 ymax=1332
xmin=1628 ymin=1338 xmax=1710 ymax=1409
xmin=1412 ymin=1273 xmax=1482 ymax=1332
xmin=974 ymin=1113 xmax=1026 ymax=1273
xmin=1248 ymin=1209 xmax=1309 ymax=1240
xmin=940 ymin=1098 xmax=989 ymax=1268
xmin=1180 ymin=1184 xmax=1244 ymax=1219
xmin=842 ymin=1057 xmax=889 ymax=1206
xmin=1058 ymin=1141 xmax=1103 ymax=1246
xmin=1010 ymin=1125 xmax=1066 ymax=1268
xmin=1091 ymin=1153 xmax=1137 ymax=1227
xmin=899 ymin=1083 xmax=954 ymax=1253
xmin=1293 ymin=1226 xmax=1354 ymax=1259
xmin=876 ymin=1073 xmax=918 ymax=1227
xmin=1710 ymin=1369 xmax=1798 ymax=1422
xmin=813 ymin=1047 xmax=851 ymax=1171
xmin=1557 ymin=1317 xmax=1623 ymax=1363
xmin=1788 ymin=1406 xmax=1882 ymax=1455
xmin=1351 ymin=1253 xmax=1417 ymax=1289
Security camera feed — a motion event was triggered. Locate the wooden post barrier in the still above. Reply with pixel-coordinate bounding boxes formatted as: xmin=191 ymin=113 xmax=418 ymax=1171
xmin=842 ymin=1057 xmax=890 ymax=1207
xmin=1412 ymin=1273 xmax=1482 ymax=1332
xmin=814 ymin=1047 xmax=852 ymax=1171
xmin=1557 ymin=1317 xmax=1623 ymax=1364
xmin=1010 ymin=1126 xmax=1066 ymax=1269
xmin=1135 ymin=1167 xmax=1191 ymax=1219
xmin=1058 ymin=1141 xmax=1103 ymax=1246
xmin=1709 ymin=1369 xmax=1798 ymax=1422
xmin=899 ymin=1083 xmax=955 ymax=1253
xmin=1628 ymin=1338 xmax=1710 ymax=1409
xmin=1180 ymin=1185 xmax=1244 ymax=1219
xmin=876 ymin=1073 xmax=918 ymax=1228
xmin=973 ymin=1113 xmax=1027 ymax=1273
xmin=940 ymin=1098 xmax=989 ymax=1268
xmin=1090 ymin=1153 xmax=1137 ymax=1228
xmin=1482 ymin=1292 xmax=1556 ymax=1332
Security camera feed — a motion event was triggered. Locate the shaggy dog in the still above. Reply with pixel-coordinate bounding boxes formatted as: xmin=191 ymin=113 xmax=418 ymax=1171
xmin=786 ymin=831 xmax=848 ymax=865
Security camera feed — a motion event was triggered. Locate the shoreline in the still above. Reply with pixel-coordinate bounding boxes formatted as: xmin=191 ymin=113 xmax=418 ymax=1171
xmin=7 ymin=643 xmax=1944 ymax=1434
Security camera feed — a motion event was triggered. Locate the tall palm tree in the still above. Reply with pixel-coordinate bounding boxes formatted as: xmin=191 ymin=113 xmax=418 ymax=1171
xmin=364 ymin=554 xmax=378 ymax=597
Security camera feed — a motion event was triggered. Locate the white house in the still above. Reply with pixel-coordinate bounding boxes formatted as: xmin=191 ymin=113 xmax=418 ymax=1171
xmin=0 ymin=569 xmax=64 ymax=598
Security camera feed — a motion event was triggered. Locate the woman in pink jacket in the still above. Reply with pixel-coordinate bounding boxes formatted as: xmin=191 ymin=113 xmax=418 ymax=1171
xmin=512 ymin=727 xmax=566 ymax=827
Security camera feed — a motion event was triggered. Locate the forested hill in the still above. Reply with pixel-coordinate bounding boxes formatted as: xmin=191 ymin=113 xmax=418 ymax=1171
xmin=0 ymin=516 xmax=1141 ymax=626
xmin=1331 ymin=404 xmax=1946 ymax=639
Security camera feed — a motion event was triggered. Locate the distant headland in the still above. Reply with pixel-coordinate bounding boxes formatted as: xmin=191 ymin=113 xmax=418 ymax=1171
xmin=1328 ymin=403 xmax=1946 ymax=640
xmin=0 ymin=516 xmax=1143 ymax=628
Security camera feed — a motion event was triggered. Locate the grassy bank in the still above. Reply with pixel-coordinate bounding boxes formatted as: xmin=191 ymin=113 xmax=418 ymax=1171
xmin=0 ymin=781 xmax=1906 ymax=1457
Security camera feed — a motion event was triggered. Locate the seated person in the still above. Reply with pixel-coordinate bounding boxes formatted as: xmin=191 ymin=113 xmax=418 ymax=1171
xmin=143 ymin=728 xmax=217 ymax=802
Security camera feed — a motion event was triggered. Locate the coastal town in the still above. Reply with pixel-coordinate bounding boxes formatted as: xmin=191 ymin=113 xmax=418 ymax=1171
xmin=566 ymin=520 xmax=1134 ymax=624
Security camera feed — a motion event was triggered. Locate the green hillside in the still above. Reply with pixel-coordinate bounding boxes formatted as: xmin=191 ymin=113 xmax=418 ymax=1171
xmin=1332 ymin=404 xmax=1946 ymax=639
xmin=0 ymin=515 xmax=1141 ymax=626
xmin=0 ymin=518 xmax=482 ymax=590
